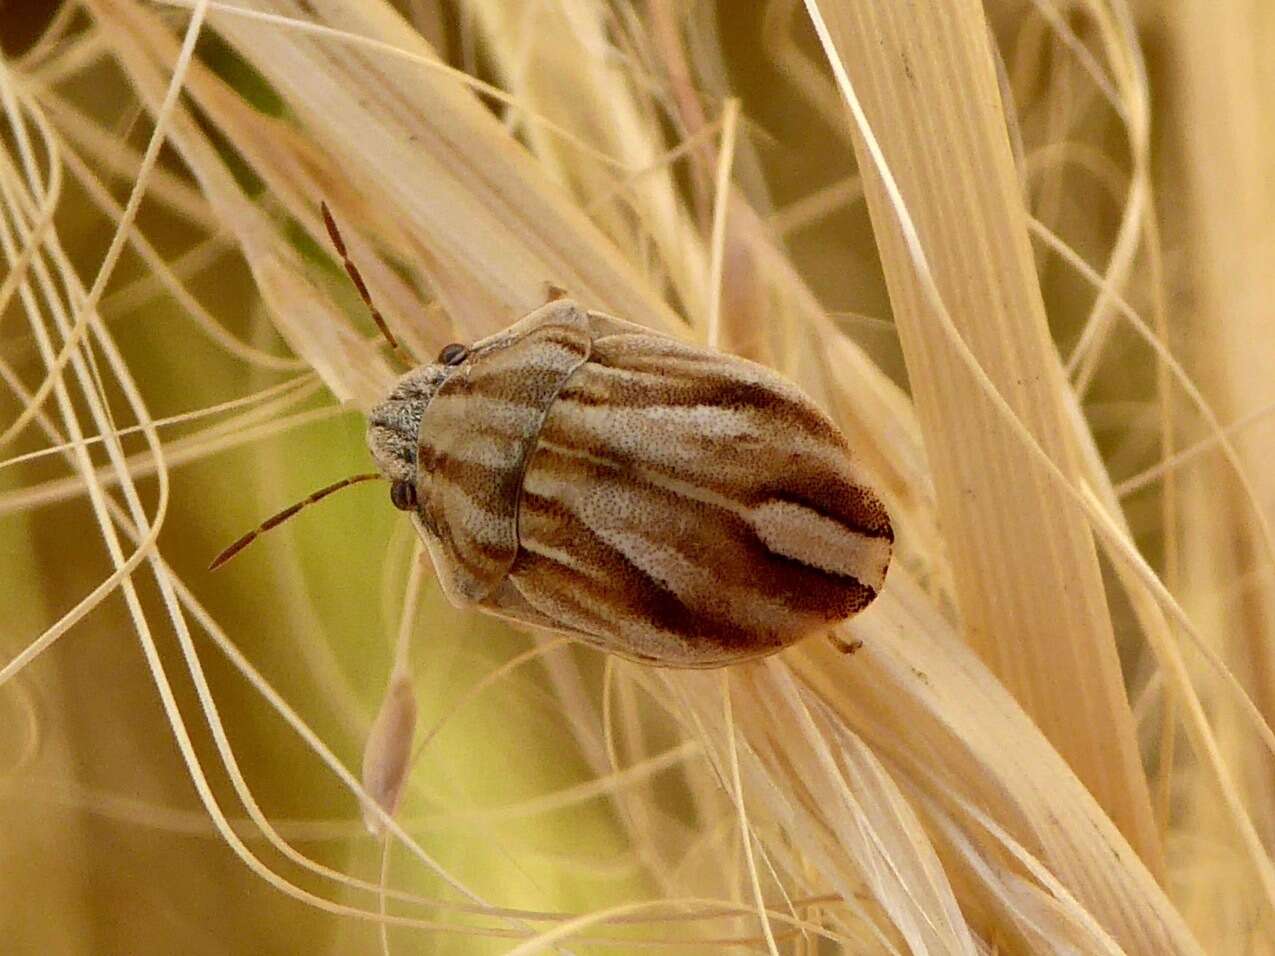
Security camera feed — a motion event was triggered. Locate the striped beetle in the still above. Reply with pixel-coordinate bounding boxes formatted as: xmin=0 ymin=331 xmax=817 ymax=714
xmin=213 ymin=208 xmax=892 ymax=667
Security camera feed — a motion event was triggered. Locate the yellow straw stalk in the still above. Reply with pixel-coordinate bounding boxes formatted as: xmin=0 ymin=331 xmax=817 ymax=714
xmin=802 ymin=0 xmax=1157 ymax=864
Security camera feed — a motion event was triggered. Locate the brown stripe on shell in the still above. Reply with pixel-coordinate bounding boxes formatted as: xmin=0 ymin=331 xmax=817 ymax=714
xmin=421 ymin=447 xmax=521 ymax=516
xmin=513 ymin=442 xmax=878 ymax=665
xmin=416 ymin=453 xmax=521 ymax=561
xmin=415 ymin=318 xmax=591 ymax=603
xmin=511 ymin=549 xmax=731 ymax=665
xmin=753 ymin=483 xmax=893 ymax=543
xmin=514 ymin=491 xmax=785 ymax=662
xmin=443 ymin=336 xmax=589 ymax=406
xmin=538 ymin=352 xmax=894 ymax=548
xmin=564 ymin=339 xmax=845 ymax=447
xmin=540 ymin=410 xmax=892 ymax=548
xmin=524 ymin=448 xmax=877 ymax=619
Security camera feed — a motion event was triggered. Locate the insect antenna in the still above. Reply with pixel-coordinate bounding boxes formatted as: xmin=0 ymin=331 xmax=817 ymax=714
xmin=209 ymin=472 xmax=383 ymax=570
xmin=320 ymin=201 xmax=403 ymax=357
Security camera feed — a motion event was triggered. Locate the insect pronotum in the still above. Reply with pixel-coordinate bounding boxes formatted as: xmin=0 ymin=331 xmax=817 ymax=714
xmin=212 ymin=205 xmax=893 ymax=668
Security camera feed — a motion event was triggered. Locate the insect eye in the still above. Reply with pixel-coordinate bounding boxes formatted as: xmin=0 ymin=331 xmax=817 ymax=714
xmin=437 ymin=343 xmax=468 ymax=366
xmin=389 ymin=480 xmax=417 ymax=512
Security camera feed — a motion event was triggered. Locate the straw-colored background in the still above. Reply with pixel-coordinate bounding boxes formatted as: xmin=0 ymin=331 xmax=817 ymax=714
xmin=1 ymin=1 xmax=1272 ymax=953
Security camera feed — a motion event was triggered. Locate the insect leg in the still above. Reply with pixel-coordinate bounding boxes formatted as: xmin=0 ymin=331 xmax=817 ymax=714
xmin=828 ymin=634 xmax=864 ymax=656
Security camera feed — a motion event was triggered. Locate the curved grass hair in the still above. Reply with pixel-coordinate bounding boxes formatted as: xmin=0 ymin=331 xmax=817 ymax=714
xmin=2 ymin=1 xmax=1274 ymax=953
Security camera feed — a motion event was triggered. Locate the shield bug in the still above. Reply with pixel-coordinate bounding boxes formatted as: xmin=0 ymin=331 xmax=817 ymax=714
xmin=212 ymin=205 xmax=893 ymax=667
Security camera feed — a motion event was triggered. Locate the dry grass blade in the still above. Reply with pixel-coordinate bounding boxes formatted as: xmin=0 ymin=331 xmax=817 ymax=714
xmin=802 ymin=0 xmax=1159 ymax=870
